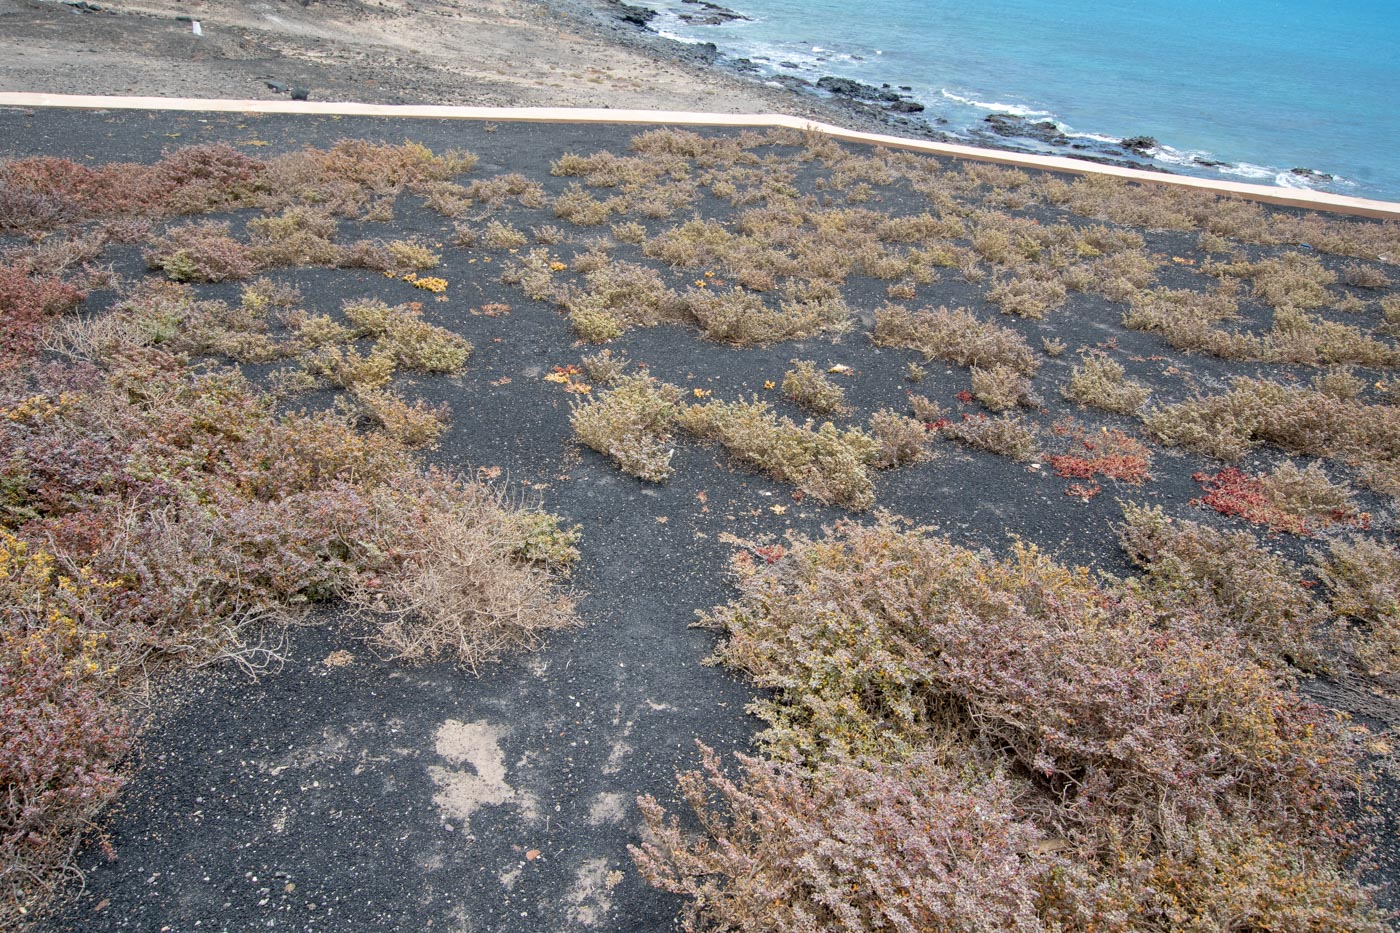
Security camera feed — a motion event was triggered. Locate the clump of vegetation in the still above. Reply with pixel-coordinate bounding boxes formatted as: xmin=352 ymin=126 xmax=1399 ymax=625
xmin=873 ymin=303 xmax=1039 ymax=375
xmin=580 ymin=348 xmax=628 ymax=385
xmin=481 ymin=220 xmax=529 ymax=250
xmin=245 ymin=206 xmax=343 ymax=267
xmin=1144 ymin=375 xmax=1400 ymax=497
xmin=780 ymin=360 xmax=847 ymax=415
xmin=907 ymin=393 xmax=946 ymax=424
xmin=969 ymin=364 xmax=1039 ymax=411
xmin=943 ymin=412 xmax=1042 ymax=461
xmin=348 ymin=387 xmax=449 ymax=448
xmin=904 ymin=360 xmax=926 ymax=382
xmin=144 ymin=220 xmax=255 ymax=282
xmin=678 ymin=398 xmax=880 ymax=509
xmin=352 ymin=487 xmax=579 ymax=674
xmin=0 ymin=281 xmax=571 ymax=919
xmin=553 ymin=182 xmax=616 ymax=226
xmin=1064 ymin=351 xmax=1151 ymax=415
xmin=687 ymin=281 xmax=852 ymax=346
xmin=1193 ymin=461 xmax=1368 ymax=536
xmin=1315 ymin=537 xmax=1400 ymax=675
xmin=385 ymin=239 xmax=442 ymax=273
xmin=1342 ymin=262 xmax=1392 ymax=289
xmin=561 ymin=261 xmax=685 ymax=342
xmin=987 ymin=271 xmax=1068 ymax=318
xmin=500 ymin=247 xmax=564 ymax=303
xmin=635 ymin=518 xmax=1380 ymax=931
xmin=1118 ymin=503 xmax=1327 ymax=668
xmin=1126 ymin=287 xmax=1400 ymax=367
xmin=373 ymin=302 xmax=472 ymax=373
xmin=868 ymin=409 xmax=929 ymax=468
xmin=570 ymin=376 xmax=684 ymax=482
xmin=1048 ymin=424 xmax=1153 ymax=494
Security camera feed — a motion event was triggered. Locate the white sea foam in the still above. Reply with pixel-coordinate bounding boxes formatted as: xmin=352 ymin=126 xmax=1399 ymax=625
xmin=939 ymin=89 xmax=1054 ymax=120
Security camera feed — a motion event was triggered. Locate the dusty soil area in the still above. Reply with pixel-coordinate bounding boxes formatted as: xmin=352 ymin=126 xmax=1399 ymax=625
xmin=0 ymin=0 xmax=881 ymax=122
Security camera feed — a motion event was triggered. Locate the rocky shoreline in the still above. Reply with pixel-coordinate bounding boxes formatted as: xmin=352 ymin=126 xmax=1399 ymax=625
xmin=556 ymin=0 xmax=1177 ymax=172
xmin=564 ymin=0 xmax=1345 ymax=183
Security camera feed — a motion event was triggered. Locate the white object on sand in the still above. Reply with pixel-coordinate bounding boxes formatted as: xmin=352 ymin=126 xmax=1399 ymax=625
xmin=192 ymin=20 xmax=203 ymax=36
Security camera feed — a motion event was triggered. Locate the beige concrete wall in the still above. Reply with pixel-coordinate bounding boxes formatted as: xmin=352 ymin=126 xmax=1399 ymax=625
xmin=2 ymin=92 xmax=1397 ymax=220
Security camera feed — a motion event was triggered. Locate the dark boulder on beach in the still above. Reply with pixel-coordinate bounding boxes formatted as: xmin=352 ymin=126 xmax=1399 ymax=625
xmin=985 ymin=113 xmax=1068 ymax=146
xmin=729 ymin=58 xmax=762 ymax=74
xmin=1120 ymin=135 xmax=1158 ymax=153
xmin=888 ymin=99 xmax=925 ymax=113
xmin=817 ymin=75 xmax=901 ymax=102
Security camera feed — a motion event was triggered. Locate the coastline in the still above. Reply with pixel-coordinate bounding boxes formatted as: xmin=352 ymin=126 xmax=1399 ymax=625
xmin=0 ymin=0 xmax=1387 ymax=197
xmin=0 ymin=0 xmax=1141 ymax=171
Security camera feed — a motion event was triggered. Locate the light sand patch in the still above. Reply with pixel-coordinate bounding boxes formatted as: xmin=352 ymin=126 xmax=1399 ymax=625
xmin=587 ymin=792 xmax=626 ymax=827
xmin=565 ymin=858 xmax=616 ymax=928
xmin=602 ymin=719 xmax=634 ymax=776
xmin=427 ymin=718 xmax=532 ymax=829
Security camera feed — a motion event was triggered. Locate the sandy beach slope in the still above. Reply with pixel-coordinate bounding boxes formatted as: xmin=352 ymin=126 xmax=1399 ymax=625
xmin=0 ymin=0 xmax=887 ymax=126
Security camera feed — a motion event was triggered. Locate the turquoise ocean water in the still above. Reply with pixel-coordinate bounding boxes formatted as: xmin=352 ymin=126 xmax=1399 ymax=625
xmin=638 ymin=0 xmax=1400 ymax=202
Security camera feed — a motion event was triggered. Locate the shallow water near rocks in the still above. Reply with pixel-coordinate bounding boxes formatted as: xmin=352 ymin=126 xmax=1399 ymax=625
xmin=642 ymin=0 xmax=1400 ymax=201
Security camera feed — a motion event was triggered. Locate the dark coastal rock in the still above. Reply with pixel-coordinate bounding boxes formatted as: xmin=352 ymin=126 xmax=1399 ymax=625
xmin=691 ymin=41 xmax=721 ymax=62
xmin=729 ymin=58 xmax=763 ymax=74
xmin=289 ymin=87 xmax=310 ymax=101
xmin=1119 ymin=135 xmax=1158 ymax=153
xmin=816 ymin=75 xmax=900 ymax=102
xmin=679 ymin=0 xmax=751 ymax=25
xmin=609 ymin=1 xmax=657 ymax=28
xmin=1290 ymin=167 xmax=1334 ymax=181
xmin=1193 ymin=157 xmax=1233 ymax=168
xmin=771 ymin=75 xmax=814 ymax=90
xmin=887 ymin=99 xmax=925 ymax=113
xmin=984 ymin=113 xmax=1069 ymax=146
xmin=778 ymin=61 xmax=801 ymax=69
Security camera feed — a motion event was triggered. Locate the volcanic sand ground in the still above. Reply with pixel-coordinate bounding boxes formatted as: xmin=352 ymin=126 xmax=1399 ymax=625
xmin=3 ymin=105 xmax=1399 ymax=931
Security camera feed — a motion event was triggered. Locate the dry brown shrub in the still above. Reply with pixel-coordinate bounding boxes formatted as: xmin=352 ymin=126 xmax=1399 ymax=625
xmin=970 ymin=365 xmax=1040 ymax=411
xmin=500 ymin=247 xmax=562 ymax=302
xmin=1314 ymin=537 xmax=1400 ymax=676
xmin=987 ymin=271 xmax=1068 ymax=318
xmin=352 ymin=493 xmax=579 ymax=674
xmin=481 ymin=220 xmax=528 ymax=249
xmin=570 ymin=376 xmax=684 ymax=482
xmin=687 ymin=282 xmax=850 ymax=346
xmin=944 ymin=412 xmax=1042 ymax=460
xmin=348 ymin=388 xmax=448 ymax=448
xmin=868 ymin=409 xmax=929 ymax=468
xmin=144 ymin=221 xmax=255 ymax=282
xmin=636 ymin=518 xmax=1383 ymax=931
xmin=780 ymin=360 xmax=847 ymax=415
xmin=580 ymin=348 xmax=628 ymax=386
xmin=1119 ymin=503 xmax=1328 ymax=668
xmin=1342 ymin=262 xmax=1392 ymax=289
xmin=1145 ymin=376 xmax=1400 ymax=494
xmin=873 ymin=303 xmax=1039 ymax=375
xmin=245 ymin=206 xmax=344 ymax=268
xmin=553 ymin=183 xmax=615 ymax=226
xmin=1246 ymin=252 xmax=1338 ymax=310
xmin=677 ymin=398 xmax=879 ymax=509
xmin=908 ymin=393 xmax=945 ymax=422
xmin=1064 ymin=352 xmax=1151 ymax=415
